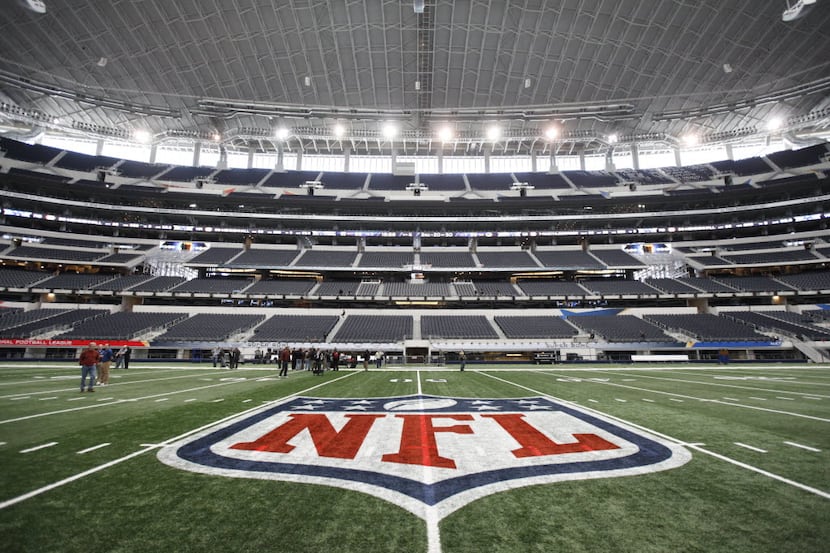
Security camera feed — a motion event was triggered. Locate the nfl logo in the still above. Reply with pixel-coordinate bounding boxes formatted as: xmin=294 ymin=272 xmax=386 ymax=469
xmin=158 ymin=395 xmax=690 ymax=520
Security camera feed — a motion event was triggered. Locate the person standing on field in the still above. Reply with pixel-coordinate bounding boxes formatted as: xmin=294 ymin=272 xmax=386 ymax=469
xmin=459 ymin=350 xmax=466 ymax=371
xmin=79 ymin=343 xmax=100 ymax=393
xmin=97 ymin=343 xmax=114 ymax=385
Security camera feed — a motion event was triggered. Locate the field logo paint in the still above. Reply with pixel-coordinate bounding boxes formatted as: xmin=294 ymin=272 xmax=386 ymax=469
xmin=158 ymin=395 xmax=690 ymax=520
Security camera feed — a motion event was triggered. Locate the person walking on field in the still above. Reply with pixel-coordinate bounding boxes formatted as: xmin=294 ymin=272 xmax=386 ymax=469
xmin=363 ymin=349 xmax=371 ymax=371
xmin=97 ymin=343 xmax=114 ymax=386
xmin=79 ymin=343 xmax=100 ymax=393
xmin=279 ymin=345 xmax=291 ymax=377
xmin=459 ymin=350 xmax=466 ymax=372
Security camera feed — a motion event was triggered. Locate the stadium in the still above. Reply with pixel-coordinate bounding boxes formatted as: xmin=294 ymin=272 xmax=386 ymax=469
xmin=0 ymin=1 xmax=829 ymax=552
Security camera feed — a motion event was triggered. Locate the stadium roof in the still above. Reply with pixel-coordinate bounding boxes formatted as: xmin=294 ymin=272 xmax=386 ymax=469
xmin=0 ymin=0 xmax=829 ymax=155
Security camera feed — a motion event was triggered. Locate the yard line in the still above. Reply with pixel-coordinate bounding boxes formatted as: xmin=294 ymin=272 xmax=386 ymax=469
xmin=784 ymin=441 xmax=821 ymax=452
xmin=776 ymin=396 xmax=795 ymax=401
xmin=67 ymin=397 xmax=86 ymax=401
xmin=642 ymin=398 xmax=655 ymax=402
xmin=589 ymin=370 xmax=830 ymax=398
xmin=416 ymin=370 xmax=423 ymax=395
xmin=0 ymin=370 xmax=359 ymax=511
xmin=211 ymin=398 xmax=225 ymax=403
xmin=478 ymin=371 xmax=830 ymax=501
xmin=734 ymin=442 xmax=768 ymax=453
xmin=0 ymin=372 xmax=239 ymax=400
xmin=10 ymin=396 xmax=30 ymax=401
xmin=20 ymin=442 xmax=58 ymax=453
xmin=242 ymin=399 xmax=252 ymax=403
xmin=155 ymin=398 xmax=169 ymax=402
xmin=0 ymin=375 xmax=282 ymax=426
xmin=803 ymin=396 xmax=822 ymax=400
xmin=76 ymin=443 xmax=111 ymax=455
xmin=723 ymin=397 xmax=741 ymax=401
xmin=749 ymin=397 xmax=767 ymax=401
xmin=669 ymin=398 xmax=684 ymax=402
xmin=614 ymin=398 xmax=627 ymax=402
xmin=184 ymin=398 xmax=197 ymax=402
xmin=38 ymin=397 xmax=58 ymax=401
xmin=542 ymin=372 xmax=830 ymax=423
xmin=587 ymin=399 xmax=598 ymax=403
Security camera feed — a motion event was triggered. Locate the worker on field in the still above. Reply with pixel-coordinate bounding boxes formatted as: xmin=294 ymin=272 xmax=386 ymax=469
xmin=459 ymin=350 xmax=466 ymax=372
xmin=79 ymin=342 xmax=100 ymax=393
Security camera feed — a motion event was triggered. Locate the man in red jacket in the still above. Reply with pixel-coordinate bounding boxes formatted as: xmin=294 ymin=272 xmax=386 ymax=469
xmin=78 ymin=342 xmax=101 ymax=392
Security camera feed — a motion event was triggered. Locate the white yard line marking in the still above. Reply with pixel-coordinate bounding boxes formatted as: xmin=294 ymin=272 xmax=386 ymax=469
xmin=67 ymin=397 xmax=86 ymax=401
xmin=776 ymin=396 xmax=795 ymax=401
xmin=0 ymin=442 xmax=6 ymax=446
xmin=0 ymin=372 xmax=238 ymax=400
xmin=749 ymin=397 xmax=767 ymax=401
xmin=184 ymin=399 xmax=197 ymax=402
xmin=76 ymin=443 xmax=111 ymax=455
xmin=688 ymin=444 xmax=830 ymax=500
xmin=38 ymin=397 xmax=58 ymax=401
xmin=734 ymin=442 xmax=768 ymax=453
xmin=416 ymin=370 xmax=423 ymax=395
xmin=242 ymin=399 xmax=252 ymax=403
xmin=211 ymin=398 xmax=225 ymax=403
xmin=96 ymin=397 xmax=114 ymax=401
xmin=589 ymin=370 xmax=830 ymax=398
xmin=669 ymin=398 xmax=684 ymax=402
xmin=0 ymin=375 xmax=282 ymax=426
xmin=784 ymin=441 xmax=821 ymax=452
xmin=722 ymin=397 xmax=741 ymax=401
xmin=542 ymin=372 xmax=830 ymax=423
xmin=642 ymin=398 xmax=655 ymax=402
xmin=10 ymin=396 xmax=30 ymax=401
xmin=20 ymin=442 xmax=58 ymax=453
xmin=0 ymin=371 xmax=359 ymax=511
xmin=587 ymin=399 xmax=598 ymax=403
xmin=154 ymin=398 xmax=169 ymax=402
xmin=614 ymin=398 xmax=627 ymax=402
xmin=478 ymin=371 xmax=830 ymax=501
xmin=803 ymin=396 xmax=822 ymax=400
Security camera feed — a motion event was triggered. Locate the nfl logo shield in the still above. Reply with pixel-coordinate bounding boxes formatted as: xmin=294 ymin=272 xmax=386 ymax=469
xmin=158 ymin=395 xmax=691 ymax=520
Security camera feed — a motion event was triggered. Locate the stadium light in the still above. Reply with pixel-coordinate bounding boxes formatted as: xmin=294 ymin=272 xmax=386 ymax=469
xmin=544 ymin=126 xmax=559 ymax=140
xmin=133 ymin=129 xmax=151 ymax=143
xmin=607 ymin=133 xmax=618 ymax=144
xmin=486 ymin=125 xmax=502 ymax=141
xmin=382 ymin=123 xmax=398 ymax=139
xmin=782 ymin=0 xmax=817 ymax=21
xmin=333 ymin=123 xmax=346 ymax=138
xmin=437 ymin=126 xmax=454 ymax=142
xmin=275 ymin=127 xmax=290 ymax=140
xmin=766 ymin=117 xmax=783 ymax=131
xmin=682 ymin=134 xmax=699 ymax=146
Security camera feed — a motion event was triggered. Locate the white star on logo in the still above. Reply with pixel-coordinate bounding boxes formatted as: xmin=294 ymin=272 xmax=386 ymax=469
xmin=349 ymin=400 xmax=375 ymax=405
xmin=470 ymin=400 xmax=493 ymax=405
xmin=344 ymin=405 xmax=369 ymax=411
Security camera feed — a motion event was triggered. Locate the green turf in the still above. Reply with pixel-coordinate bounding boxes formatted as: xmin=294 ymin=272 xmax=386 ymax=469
xmin=0 ymin=363 xmax=828 ymax=552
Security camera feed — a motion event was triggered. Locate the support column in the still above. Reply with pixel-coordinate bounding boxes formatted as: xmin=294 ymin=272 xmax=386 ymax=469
xmin=673 ymin=147 xmax=682 ymax=167
xmin=530 ymin=150 xmax=537 ymax=172
xmin=578 ymin=149 xmax=586 ymax=171
xmin=484 ymin=146 xmax=491 ymax=173
xmin=247 ymin=146 xmax=255 ymax=169
xmin=95 ymin=138 xmax=104 ymax=156
xmin=437 ymin=148 xmax=444 ymax=174
xmin=549 ymin=150 xmax=558 ymax=173
xmin=630 ymin=143 xmax=640 ymax=170
xmin=275 ymin=144 xmax=284 ymax=171
xmin=725 ymin=143 xmax=734 ymax=161
xmin=344 ymin=146 xmax=351 ymax=173
xmin=149 ymin=144 xmax=158 ymax=164
xmin=192 ymin=141 xmax=202 ymax=167
xmin=296 ymin=149 xmax=303 ymax=171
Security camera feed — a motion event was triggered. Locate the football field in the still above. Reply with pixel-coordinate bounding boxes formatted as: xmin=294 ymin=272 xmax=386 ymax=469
xmin=0 ymin=362 xmax=828 ymax=553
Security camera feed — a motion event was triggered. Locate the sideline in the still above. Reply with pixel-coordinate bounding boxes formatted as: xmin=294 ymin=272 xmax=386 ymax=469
xmin=0 ymin=370 xmax=359 ymax=510
xmin=477 ymin=370 xmax=830 ymax=500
